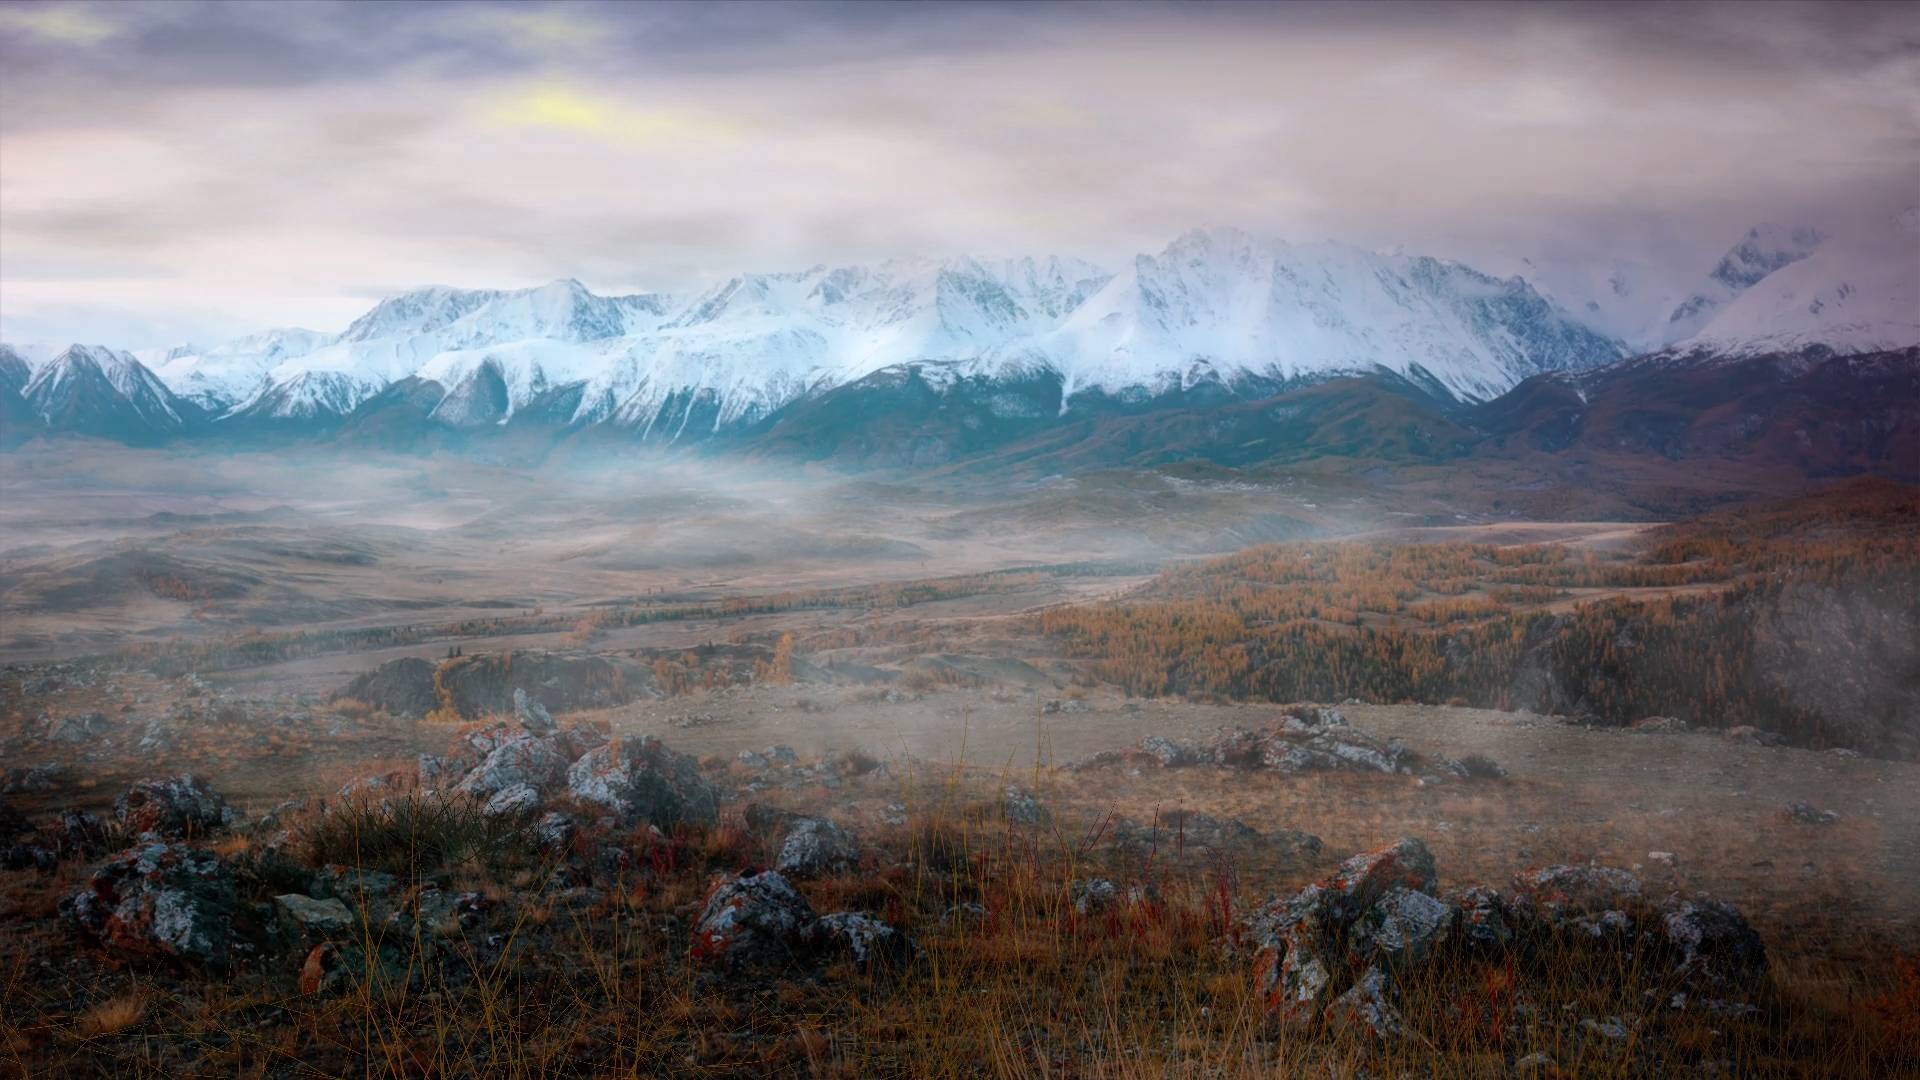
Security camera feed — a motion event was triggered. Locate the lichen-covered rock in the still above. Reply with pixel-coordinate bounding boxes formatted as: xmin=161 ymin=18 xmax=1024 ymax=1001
xmin=1247 ymin=838 xmax=1439 ymax=1030
xmin=512 ymin=688 xmax=557 ymax=736
xmin=114 ymin=775 xmax=236 ymax=839
xmin=1327 ymin=837 xmax=1439 ymax=916
xmin=1348 ymin=886 xmax=1453 ymax=970
xmin=1277 ymin=705 xmax=1349 ymax=734
xmin=457 ymin=734 xmax=570 ymax=801
xmin=483 ymin=782 xmax=542 ymax=818
xmin=1326 ymin=966 xmax=1407 ymax=1042
xmin=775 ymin=817 xmax=858 ymax=879
xmin=1140 ymin=735 xmax=1203 ymax=767
xmin=567 ymin=736 xmax=718 ymax=829
xmin=1447 ymin=885 xmax=1514 ymax=951
xmin=810 ymin=911 xmax=915 ymax=968
xmin=1661 ymin=895 xmax=1768 ymax=985
xmin=61 ymin=842 xmax=239 ymax=969
xmin=688 ymin=871 xmax=816 ymax=974
xmin=1511 ymin=865 xmax=1642 ymax=937
xmin=1247 ymin=883 xmax=1340 ymax=1029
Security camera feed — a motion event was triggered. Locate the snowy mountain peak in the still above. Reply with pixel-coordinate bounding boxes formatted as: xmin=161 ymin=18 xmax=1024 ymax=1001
xmin=1665 ymin=223 xmax=1827 ymax=340
xmin=1678 ymin=215 xmax=1919 ymax=358
xmin=1706 ymin=224 xmax=1825 ymax=291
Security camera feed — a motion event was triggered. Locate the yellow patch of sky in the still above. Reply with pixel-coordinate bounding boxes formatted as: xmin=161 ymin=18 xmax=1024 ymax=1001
xmin=487 ymin=85 xmax=741 ymax=145
xmin=0 ymin=4 xmax=122 ymax=45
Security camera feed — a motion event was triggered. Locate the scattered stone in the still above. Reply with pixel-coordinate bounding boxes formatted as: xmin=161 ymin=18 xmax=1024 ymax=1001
xmin=1072 ymin=878 xmax=1119 ymax=916
xmin=1647 ymin=851 xmax=1678 ymax=868
xmin=1661 ymin=895 xmax=1768 ymax=985
xmin=115 ymin=775 xmax=236 ymax=839
xmin=1 ymin=764 xmax=64 ymax=794
xmin=688 ymin=871 xmax=817 ymax=974
xmin=1000 ymin=784 xmax=1048 ymax=826
xmin=775 ymin=817 xmax=858 ymax=879
xmin=1785 ymin=802 xmax=1839 ymax=826
xmin=45 ymin=711 xmax=110 ymax=743
xmin=274 ymin=894 xmax=355 ymax=938
xmin=810 ymin=911 xmax=915 ymax=968
xmin=62 ymin=842 xmax=240 ymax=969
xmin=567 ymin=736 xmax=719 ymax=829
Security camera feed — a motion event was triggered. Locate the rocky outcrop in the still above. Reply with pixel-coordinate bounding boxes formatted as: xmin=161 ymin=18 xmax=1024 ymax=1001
xmin=566 ymin=736 xmax=718 ymax=829
xmin=455 ymin=735 xmax=570 ymax=801
xmin=1074 ymin=706 xmax=1486 ymax=779
xmin=334 ymin=657 xmax=439 ymax=718
xmin=1110 ymin=811 xmax=1322 ymax=861
xmin=61 ymin=843 xmax=241 ymax=969
xmin=1243 ymin=839 xmax=1768 ymax=1041
xmin=115 ymin=775 xmax=236 ymax=839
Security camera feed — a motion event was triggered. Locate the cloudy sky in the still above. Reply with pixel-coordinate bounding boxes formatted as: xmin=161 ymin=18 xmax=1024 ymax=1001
xmin=2 ymin=0 xmax=1915 ymax=346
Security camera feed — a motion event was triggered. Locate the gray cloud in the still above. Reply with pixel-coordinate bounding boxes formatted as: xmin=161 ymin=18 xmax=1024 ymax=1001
xmin=1 ymin=0 xmax=1915 ymax=346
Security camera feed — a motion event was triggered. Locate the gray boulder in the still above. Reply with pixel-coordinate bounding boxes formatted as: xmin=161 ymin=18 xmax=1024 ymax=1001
xmin=456 ymin=734 xmax=570 ymax=801
xmin=512 ymin=688 xmax=557 ymax=736
xmin=1510 ymin=865 xmax=1642 ymax=937
xmin=1348 ymin=886 xmax=1453 ymax=970
xmin=775 ymin=817 xmax=858 ymax=879
xmin=810 ymin=911 xmax=915 ymax=968
xmin=566 ymin=735 xmax=718 ymax=829
xmin=482 ymin=783 xmax=542 ymax=818
xmin=1661 ymin=895 xmax=1768 ymax=985
xmin=274 ymin=893 xmax=355 ymax=938
xmin=61 ymin=842 xmax=239 ymax=969
xmin=688 ymin=871 xmax=817 ymax=974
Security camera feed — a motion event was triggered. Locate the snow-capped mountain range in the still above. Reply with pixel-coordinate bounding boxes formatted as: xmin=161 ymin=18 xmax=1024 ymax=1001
xmin=3 ymin=221 xmax=1913 ymax=448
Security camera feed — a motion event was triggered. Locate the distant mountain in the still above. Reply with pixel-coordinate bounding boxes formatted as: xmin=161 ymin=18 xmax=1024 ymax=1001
xmin=1515 ymin=218 xmax=1915 ymax=356
xmin=32 ymin=231 xmax=1625 ymax=439
xmin=14 ymin=345 xmax=199 ymax=443
xmin=1678 ymin=215 xmax=1920 ymax=357
xmin=2 ymin=221 xmax=1911 ymax=468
